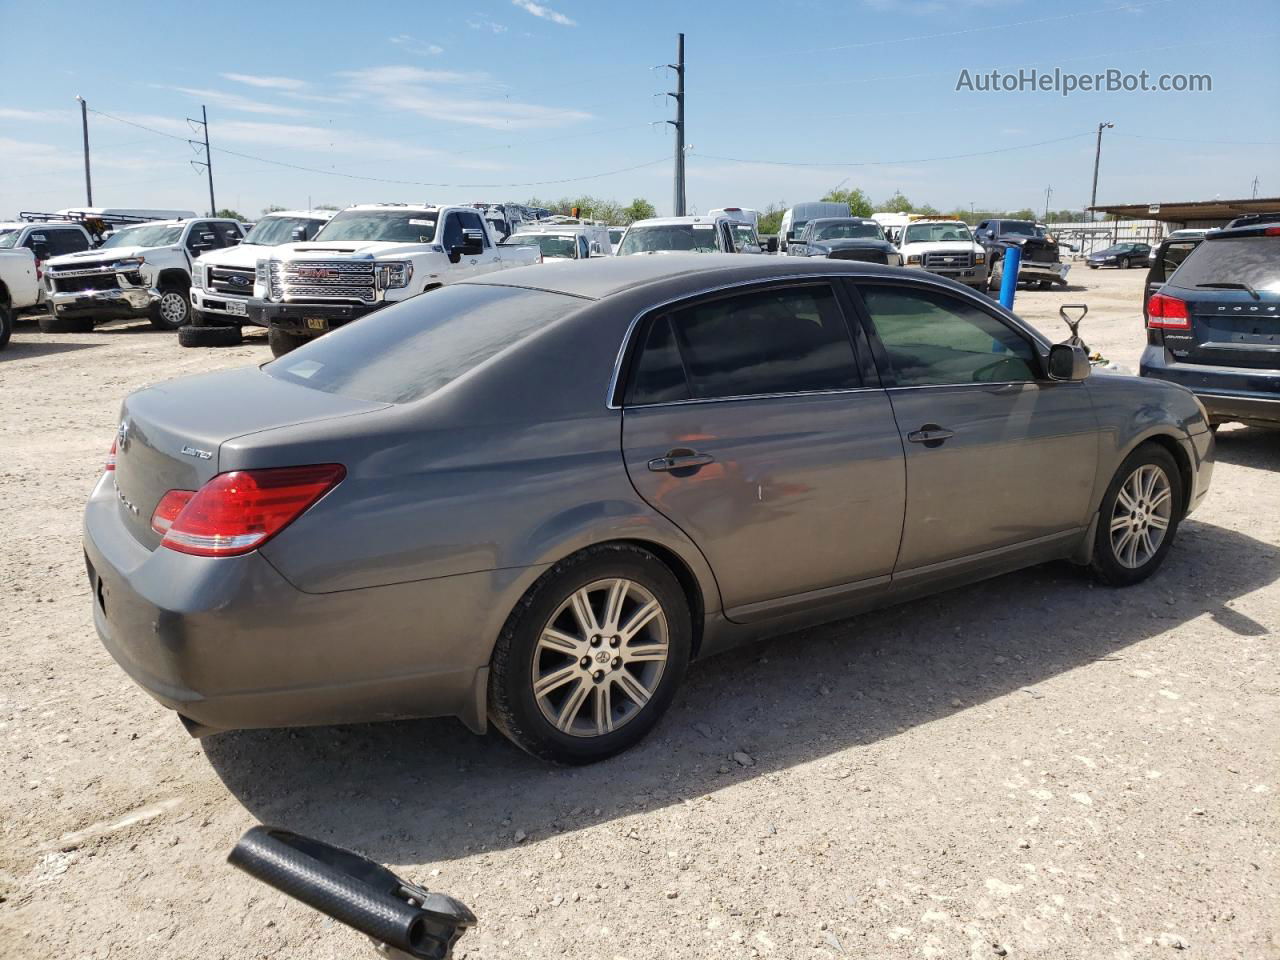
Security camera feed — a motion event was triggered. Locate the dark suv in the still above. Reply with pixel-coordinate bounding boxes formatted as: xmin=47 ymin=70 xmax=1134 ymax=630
xmin=1140 ymin=221 xmax=1280 ymax=429
xmin=974 ymin=219 xmax=1067 ymax=290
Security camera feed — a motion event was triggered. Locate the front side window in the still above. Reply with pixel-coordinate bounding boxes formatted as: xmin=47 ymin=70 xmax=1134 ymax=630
xmin=860 ymin=285 xmax=1038 ymax=387
xmin=732 ymin=224 xmax=759 ymax=251
xmin=457 ymin=210 xmax=490 ymax=247
xmin=627 ymin=284 xmax=860 ymax=404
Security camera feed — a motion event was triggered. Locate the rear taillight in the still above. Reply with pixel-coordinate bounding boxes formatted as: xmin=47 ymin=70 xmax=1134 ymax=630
xmin=1148 ymin=293 xmax=1190 ymax=329
xmin=155 ymin=464 xmax=345 ymax=557
xmin=150 ymin=490 xmax=195 ymax=535
xmin=105 ymin=439 xmax=117 ymax=472
xmin=1266 ymin=226 xmax=1280 ymax=236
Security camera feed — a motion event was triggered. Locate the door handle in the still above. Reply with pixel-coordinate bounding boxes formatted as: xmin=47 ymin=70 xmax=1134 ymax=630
xmin=907 ymin=424 xmax=955 ymax=447
xmin=647 ymin=452 xmax=714 ymax=473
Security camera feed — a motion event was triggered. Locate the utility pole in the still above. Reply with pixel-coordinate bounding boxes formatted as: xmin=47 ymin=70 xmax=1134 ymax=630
xmin=74 ymin=96 xmax=92 ymax=207
xmin=1089 ymin=121 xmax=1113 ymax=221
xmin=1252 ymin=176 xmax=1260 ymax=199
xmin=188 ymin=106 xmax=216 ymax=216
xmin=1044 ymin=185 xmax=1052 ymax=222
xmin=666 ymin=33 xmax=686 ymax=217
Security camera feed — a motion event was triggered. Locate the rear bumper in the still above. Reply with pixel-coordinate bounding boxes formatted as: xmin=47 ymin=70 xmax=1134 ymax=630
xmin=83 ymin=474 xmax=496 ymax=736
xmin=246 ymin=299 xmax=380 ymax=334
xmin=1140 ymin=346 xmax=1280 ymax=427
xmin=48 ymin=286 xmax=157 ymax=320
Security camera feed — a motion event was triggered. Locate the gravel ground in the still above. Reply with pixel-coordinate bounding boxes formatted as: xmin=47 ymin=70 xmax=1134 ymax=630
xmin=1 ymin=267 xmax=1277 ymax=959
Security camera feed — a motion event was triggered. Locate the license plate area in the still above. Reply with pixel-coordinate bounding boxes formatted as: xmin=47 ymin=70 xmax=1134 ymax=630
xmin=225 ymin=300 xmax=247 ymax=317
xmin=306 ymin=316 xmax=328 ymax=331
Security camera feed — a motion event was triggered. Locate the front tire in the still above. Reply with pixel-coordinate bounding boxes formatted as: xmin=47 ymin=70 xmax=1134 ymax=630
xmin=150 ymin=281 xmax=191 ymax=330
xmin=488 ymin=544 xmax=692 ymax=764
xmin=1120 ymin=257 xmax=1131 ymax=269
xmin=38 ymin=312 xmax=94 ymax=333
xmin=1090 ymin=444 xmax=1183 ymax=586
xmin=267 ymin=326 xmax=309 ymax=357
xmin=0 ymin=295 xmax=12 ymax=350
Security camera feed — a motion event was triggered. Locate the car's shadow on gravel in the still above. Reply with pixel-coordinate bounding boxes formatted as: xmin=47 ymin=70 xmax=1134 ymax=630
xmin=1211 ymin=425 xmax=1280 ymax=471
xmin=204 ymin=518 xmax=1279 ymax=869
xmin=3 ymin=339 xmax=104 ymax=359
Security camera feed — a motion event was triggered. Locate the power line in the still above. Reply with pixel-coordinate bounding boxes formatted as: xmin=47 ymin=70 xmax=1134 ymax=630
xmin=1112 ymin=132 xmax=1280 ymax=147
xmin=86 ymin=107 xmax=670 ymax=189
xmin=691 ymin=132 xmax=1095 ymax=169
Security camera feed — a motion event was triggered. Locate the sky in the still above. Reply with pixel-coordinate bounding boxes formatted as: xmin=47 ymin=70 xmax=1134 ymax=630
xmin=1 ymin=0 xmax=1277 ymax=221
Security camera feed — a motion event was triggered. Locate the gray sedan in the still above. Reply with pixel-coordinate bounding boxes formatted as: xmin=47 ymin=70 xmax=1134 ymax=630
xmin=84 ymin=255 xmax=1214 ymax=764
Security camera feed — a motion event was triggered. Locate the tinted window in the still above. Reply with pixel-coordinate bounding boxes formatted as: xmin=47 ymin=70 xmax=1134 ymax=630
xmin=630 ymin=285 xmax=860 ymax=403
xmin=1158 ymin=240 xmax=1200 ymax=278
xmin=1167 ymin=236 xmax=1280 ymax=292
xmin=54 ymin=229 xmax=91 ymax=254
xmin=629 ymin=315 xmax=689 ymax=404
xmin=441 ymin=214 xmax=463 ymax=249
xmin=265 ymin=285 xmax=577 ymax=404
xmin=216 ymin=222 xmax=243 ymax=245
xmin=861 ymin=285 xmax=1038 ymax=386
xmin=457 ymin=210 xmax=489 ymax=247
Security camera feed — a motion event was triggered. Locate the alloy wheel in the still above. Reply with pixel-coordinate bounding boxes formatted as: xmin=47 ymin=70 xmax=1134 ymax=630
xmin=160 ymin=292 xmax=188 ymax=326
xmin=1109 ymin=463 xmax=1173 ymax=568
xmin=531 ymin=578 xmax=669 ymax=738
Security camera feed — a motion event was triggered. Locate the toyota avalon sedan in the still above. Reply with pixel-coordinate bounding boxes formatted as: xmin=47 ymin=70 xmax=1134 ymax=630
xmin=85 ymin=255 xmax=1214 ymax=764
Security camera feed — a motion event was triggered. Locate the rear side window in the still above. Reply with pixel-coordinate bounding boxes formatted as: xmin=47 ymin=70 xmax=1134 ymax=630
xmin=860 ymin=285 xmax=1038 ymax=387
xmin=627 ymin=284 xmax=860 ymax=404
xmin=265 ymin=284 xmax=579 ymax=403
xmin=1167 ymin=236 xmax=1280 ymax=292
xmin=54 ymin=229 xmax=91 ymax=254
xmin=1156 ymin=240 xmax=1200 ymax=280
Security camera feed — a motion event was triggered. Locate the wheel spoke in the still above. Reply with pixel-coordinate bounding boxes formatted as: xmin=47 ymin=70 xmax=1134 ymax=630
xmin=1116 ymin=486 xmax=1138 ymax=512
xmin=1125 ymin=531 xmax=1141 ymax=567
xmin=1113 ymin=528 xmax=1135 ymax=561
xmin=534 ymin=664 xmax=579 ymax=697
xmin=538 ymin=627 xmax=581 ymax=655
xmin=1149 ymin=488 xmax=1172 ymax=511
xmin=619 ymin=599 xmax=661 ymax=643
xmin=614 ymin=669 xmax=652 ymax=708
xmin=555 ymin=678 xmax=592 ymax=731
xmin=602 ymin=579 xmax=629 ymax=633
xmin=594 ymin=682 xmax=614 ymax=736
xmin=1147 ymin=513 xmax=1169 ymax=530
xmin=1110 ymin=513 xmax=1132 ymax=533
xmin=623 ymin=643 xmax=667 ymax=663
xmin=1140 ymin=529 xmax=1156 ymax=560
xmin=570 ymin=588 xmax=601 ymax=637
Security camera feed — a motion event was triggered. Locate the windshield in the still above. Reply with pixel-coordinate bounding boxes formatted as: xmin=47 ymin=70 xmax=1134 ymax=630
xmin=812 ymin=220 xmax=884 ymax=241
xmin=732 ymin=224 xmax=759 ymax=249
xmin=244 ymin=216 xmax=325 ymax=246
xmin=313 ymin=210 xmax=437 ymax=243
xmin=903 ymin=223 xmax=972 ymax=244
xmin=999 ymin=221 xmax=1042 ymax=238
xmin=99 ymin=224 xmax=183 ymax=249
xmin=0 ymin=228 xmax=19 ymax=248
xmin=1167 ymin=236 xmax=1280 ymax=293
xmin=506 ymin=234 xmax=577 ymax=259
xmin=265 ymin=284 xmax=578 ymax=403
xmin=619 ymin=224 xmax=718 ymax=255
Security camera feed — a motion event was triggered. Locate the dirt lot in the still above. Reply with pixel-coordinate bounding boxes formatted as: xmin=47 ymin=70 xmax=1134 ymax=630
xmin=1 ymin=267 xmax=1277 ymax=959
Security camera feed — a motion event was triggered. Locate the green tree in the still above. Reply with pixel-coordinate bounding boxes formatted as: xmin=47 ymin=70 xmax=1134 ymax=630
xmin=1008 ymin=208 xmax=1036 ymax=221
xmin=879 ymin=191 xmax=914 ymax=214
xmin=313 ymin=203 xmax=341 ymax=211
xmin=622 ymin=197 xmax=656 ymax=224
xmin=757 ymin=201 xmax=787 ymax=236
xmin=822 ymin=188 xmax=874 ymax=217
xmin=215 ymin=207 xmax=245 ymax=221
xmin=261 ymin=205 xmax=287 ymax=215
xmin=914 ymin=203 xmax=941 ymax=216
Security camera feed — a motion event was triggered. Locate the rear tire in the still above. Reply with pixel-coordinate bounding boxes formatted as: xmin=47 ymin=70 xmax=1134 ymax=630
xmin=0 ymin=295 xmax=12 ymax=350
xmin=179 ymin=324 xmax=242 ymax=348
xmin=1090 ymin=444 xmax=1183 ymax=587
xmin=149 ymin=281 xmax=191 ymax=331
xmin=1036 ymin=279 xmax=1053 ymax=290
xmin=38 ymin=312 xmax=94 ymax=333
xmin=267 ymin=326 xmax=309 ymax=357
xmin=488 ymin=543 xmax=692 ymax=765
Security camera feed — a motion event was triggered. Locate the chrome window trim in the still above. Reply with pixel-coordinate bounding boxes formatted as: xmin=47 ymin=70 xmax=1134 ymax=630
xmin=605 ymin=269 xmax=1051 ymax=410
xmin=625 ymin=385 xmax=884 ymax=411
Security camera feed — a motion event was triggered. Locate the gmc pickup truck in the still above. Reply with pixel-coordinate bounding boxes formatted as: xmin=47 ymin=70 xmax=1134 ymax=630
xmin=247 ymin=203 xmax=541 ymax=356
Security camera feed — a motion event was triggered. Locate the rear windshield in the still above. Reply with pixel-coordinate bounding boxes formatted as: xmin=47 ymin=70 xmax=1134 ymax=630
xmin=1167 ymin=236 xmax=1280 ymax=293
xmin=505 ymin=233 xmax=577 ymax=258
xmin=264 ymin=284 xmax=578 ymax=403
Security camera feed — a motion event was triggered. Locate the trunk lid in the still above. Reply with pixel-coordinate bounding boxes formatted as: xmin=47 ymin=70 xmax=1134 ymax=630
xmin=113 ymin=366 xmax=389 ymax=548
xmin=1165 ymin=287 xmax=1280 ymax=369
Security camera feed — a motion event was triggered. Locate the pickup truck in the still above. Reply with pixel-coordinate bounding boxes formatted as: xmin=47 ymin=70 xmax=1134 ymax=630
xmin=974 ymin=218 xmax=1069 ymax=291
xmin=42 ymin=218 xmax=245 ymax=332
xmin=785 ymin=217 xmax=901 ymax=265
xmin=247 ymin=203 xmax=541 ymax=356
xmin=0 ymin=220 xmax=95 ymax=348
xmin=895 ymin=218 xmax=988 ymax=290
xmin=183 ymin=210 xmax=334 ymax=348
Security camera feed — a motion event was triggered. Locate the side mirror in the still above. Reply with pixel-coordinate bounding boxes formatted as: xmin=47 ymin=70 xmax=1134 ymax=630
xmin=1048 ymin=343 xmax=1090 ymax=382
xmin=765 ymin=237 xmax=778 ymax=253
xmin=984 ymin=229 xmax=995 ymax=239
xmin=452 ymin=228 xmax=485 ymax=258
xmin=785 ymin=230 xmax=796 ymax=241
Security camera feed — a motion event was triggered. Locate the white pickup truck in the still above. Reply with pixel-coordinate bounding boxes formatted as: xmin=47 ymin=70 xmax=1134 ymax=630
xmin=42 ymin=218 xmax=245 ymax=332
xmin=247 ymin=203 xmax=541 ymax=356
xmin=0 ymin=220 xmax=95 ymax=349
xmin=183 ymin=210 xmax=334 ymax=348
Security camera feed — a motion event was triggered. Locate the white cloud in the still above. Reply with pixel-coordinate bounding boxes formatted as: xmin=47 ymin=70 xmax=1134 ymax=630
xmin=0 ymin=107 xmax=66 ymax=123
xmin=221 ymin=73 xmax=309 ymax=91
xmin=166 ymin=86 xmax=310 ymax=118
xmin=512 ymin=0 xmax=576 ymax=26
xmin=0 ymin=137 xmax=80 ymax=170
xmin=341 ymin=66 xmax=590 ymax=130
xmin=389 ymin=34 xmax=445 ymax=55
xmin=468 ymin=15 xmax=508 ymax=33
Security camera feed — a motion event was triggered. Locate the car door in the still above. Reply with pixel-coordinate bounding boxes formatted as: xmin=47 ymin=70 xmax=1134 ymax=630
xmin=620 ymin=280 xmax=906 ymax=620
xmin=458 ymin=210 xmax=502 ymax=275
xmin=850 ymin=279 xmax=1098 ymax=574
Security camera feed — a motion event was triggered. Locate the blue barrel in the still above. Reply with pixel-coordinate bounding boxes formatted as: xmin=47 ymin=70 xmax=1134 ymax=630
xmin=998 ymin=244 xmax=1022 ymax=309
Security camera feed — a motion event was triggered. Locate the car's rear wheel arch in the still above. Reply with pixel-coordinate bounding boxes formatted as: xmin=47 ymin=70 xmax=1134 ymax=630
xmin=613 ymin=538 xmax=706 ymax=658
